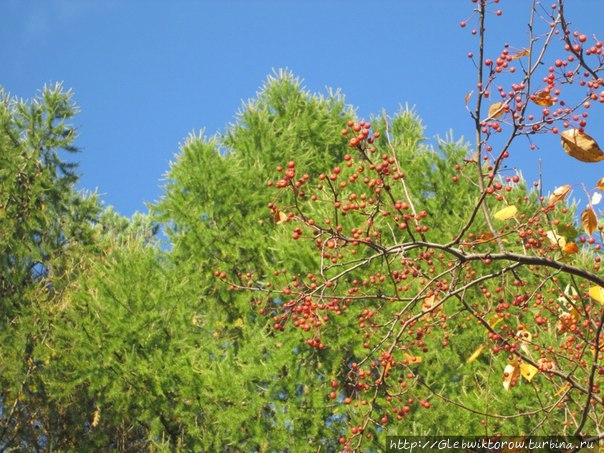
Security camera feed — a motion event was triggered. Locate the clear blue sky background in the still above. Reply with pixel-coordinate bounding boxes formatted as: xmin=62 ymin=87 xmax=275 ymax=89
xmin=2 ymin=1 xmax=602 ymax=217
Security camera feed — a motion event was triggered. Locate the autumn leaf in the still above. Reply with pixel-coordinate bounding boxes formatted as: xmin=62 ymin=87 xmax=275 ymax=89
xmin=554 ymin=382 xmax=571 ymax=397
xmin=465 ymin=91 xmax=473 ymax=106
xmin=275 ymin=211 xmax=288 ymax=224
xmin=569 ymin=307 xmax=581 ymax=323
xmin=531 ymin=90 xmax=555 ymax=107
xmin=503 ymin=362 xmax=520 ymax=391
xmin=475 ymin=232 xmax=494 ymax=243
xmin=488 ymin=316 xmax=504 ymax=329
xmin=562 ymin=242 xmax=578 ymax=254
xmin=545 ymin=230 xmax=566 ymax=248
xmin=92 ymin=407 xmax=101 ymax=428
xmin=597 ymin=177 xmax=604 ymax=191
xmin=384 ymin=361 xmax=392 ymax=373
xmin=494 ymin=205 xmax=518 ymax=220
xmin=403 ymin=353 xmax=423 ymax=364
xmin=467 ymin=345 xmax=484 ymax=364
xmin=548 ymin=185 xmax=571 ymax=205
xmin=561 ymin=129 xmax=604 ymax=163
xmin=488 ymin=102 xmax=505 ymax=119
xmin=591 ymin=192 xmax=602 ymax=206
xmin=520 ymin=363 xmax=539 ymax=382
xmin=589 ymin=286 xmax=604 ymax=305
xmin=511 ymin=48 xmax=530 ymax=59
xmin=581 ymin=208 xmax=597 ymax=236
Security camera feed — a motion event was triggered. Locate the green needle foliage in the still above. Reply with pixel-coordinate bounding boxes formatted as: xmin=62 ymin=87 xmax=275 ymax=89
xmin=0 ymin=72 xmax=582 ymax=451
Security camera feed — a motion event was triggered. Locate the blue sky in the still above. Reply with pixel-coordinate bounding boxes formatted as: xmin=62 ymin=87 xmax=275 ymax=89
xmin=2 ymin=1 xmax=603 ymax=217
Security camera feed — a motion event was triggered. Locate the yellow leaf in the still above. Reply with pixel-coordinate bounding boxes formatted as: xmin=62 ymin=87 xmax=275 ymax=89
xmin=570 ymin=307 xmax=581 ymax=323
xmin=555 ymin=382 xmax=571 ymax=397
xmin=503 ymin=362 xmax=520 ymax=391
xmin=494 ymin=205 xmax=518 ymax=220
xmin=467 ymin=345 xmax=484 ymax=364
xmin=475 ymin=232 xmax=495 ymax=244
xmin=545 ymin=230 xmax=566 ymax=248
xmin=92 ymin=407 xmax=101 ymax=428
xmin=520 ymin=363 xmax=539 ymax=382
xmin=488 ymin=102 xmax=505 ymax=119
xmin=562 ymin=242 xmax=578 ymax=254
xmin=511 ymin=48 xmax=530 ymax=60
xmin=597 ymin=177 xmax=604 ymax=191
xmin=403 ymin=353 xmax=422 ymax=364
xmin=488 ymin=316 xmax=504 ymax=329
xmin=276 ymin=211 xmax=288 ymax=224
xmin=531 ymin=90 xmax=555 ymax=107
xmin=465 ymin=91 xmax=473 ymax=106
xmin=561 ymin=129 xmax=604 ymax=163
xmin=581 ymin=208 xmax=598 ymax=236
xmin=548 ymin=185 xmax=571 ymax=205
xmin=589 ymin=286 xmax=604 ymax=304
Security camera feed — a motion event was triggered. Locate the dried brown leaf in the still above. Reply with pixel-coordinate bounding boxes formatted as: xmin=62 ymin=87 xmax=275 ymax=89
xmin=511 ymin=48 xmax=530 ymax=60
xmin=531 ymin=90 xmax=555 ymax=107
xmin=488 ymin=102 xmax=505 ymax=119
xmin=563 ymin=242 xmax=579 ymax=254
xmin=581 ymin=208 xmax=597 ymax=236
xmin=465 ymin=91 xmax=473 ymax=106
xmin=597 ymin=177 xmax=604 ymax=191
xmin=404 ymin=353 xmax=423 ymax=364
xmin=561 ymin=129 xmax=604 ymax=163
xmin=475 ymin=232 xmax=495 ymax=243
xmin=548 ymin=185 xmax=571 ymax=205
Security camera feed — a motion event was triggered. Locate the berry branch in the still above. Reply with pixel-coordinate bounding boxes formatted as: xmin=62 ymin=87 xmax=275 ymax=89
xmin=218 ymin=0 xmax=604 ymax=449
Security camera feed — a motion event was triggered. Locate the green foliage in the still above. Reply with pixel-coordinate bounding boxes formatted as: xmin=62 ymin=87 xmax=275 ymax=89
xmin=0 ymin=85 xmax=103 ymax=449
xmin=1 ymin=73 xmax=588 ymax=452
xmin=151 ymin=71 xmax=357 ymax=450
xmin=0 ymin=84 xmax=99 ymax=306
